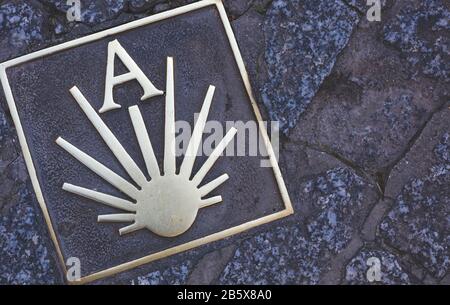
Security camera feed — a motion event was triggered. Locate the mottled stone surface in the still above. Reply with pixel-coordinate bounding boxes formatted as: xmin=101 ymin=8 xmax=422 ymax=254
xmin=128 ymin=0 xmax=160 ymax=13
xmin=381 ymin=108 xmax=450 ymax=278
xmin=223 ymin=0 xmax=253 ymax=19
xmin=133 ymin=260 xmax=193 ymax=285
xmin=383 ymin=0 xmax=450 ymax=82
xmin=219 ymin=224 xmax=323 ymax=284
xmin=0 ymin=107 xmax=18 ymax=182
xmin=40 ymin=0 xmax=127 ymax=24
xmin=1 ymin=0 xmax=449 ymax=284
xmin=261 ymin=0 xmax=359 ymax=132
xmin=290 ymin=3 xmax=448 ymax=175
xmin=343 ymin=0 xmax=387 ymax=14
xmin=303 ymin=167 xmax=377 ymax=253
xmin=1 ymin=105 xmax=61 ymax=284
xmin=187 ymin=245 xmax=236 ymax=284
xmin=0 ymin=178 xmax=60 ymax=284
xmin=381 ymin=165 xmax=450 ymax=278
xmin=2 ymin=33 xmax=57 ymax=283
xmin=345 ymin=247 xmax=411 ymax=284
xmin=231 ymin=7 xmax=265 ymax=104
xmin=0 ymin=1 xmax=50 ymax=62
xmin=218 ymin=144 xmax=379 ymax=284
xmin=91 ymin=246 xmax=205 ymax=284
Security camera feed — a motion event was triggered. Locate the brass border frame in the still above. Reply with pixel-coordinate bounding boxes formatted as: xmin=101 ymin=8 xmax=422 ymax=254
xmin=0 ymin=0 xmax=293 ymax=284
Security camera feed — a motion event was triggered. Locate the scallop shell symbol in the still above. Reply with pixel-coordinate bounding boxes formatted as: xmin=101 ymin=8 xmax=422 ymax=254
xmin=56 ymin=57 xmax=237 ymax=237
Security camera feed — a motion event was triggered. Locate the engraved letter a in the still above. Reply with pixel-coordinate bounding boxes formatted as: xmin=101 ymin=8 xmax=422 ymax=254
xmin=100 ymin=39 xmax=163 ymax=113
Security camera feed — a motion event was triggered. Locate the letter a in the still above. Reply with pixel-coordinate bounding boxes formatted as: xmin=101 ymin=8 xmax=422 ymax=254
xmin=100 ymin=39 xmax=163 ymax=113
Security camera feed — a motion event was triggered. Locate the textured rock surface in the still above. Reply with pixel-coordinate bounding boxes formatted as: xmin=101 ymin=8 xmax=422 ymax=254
xmin=0 ymin=107 xmax=18 ymax=184
xmin=0 ymin=106 xmax=59 ymax=284
xmin=231 ymin=7 xmax=265 ymax=102
xmin=0 ymin=1 xmax=50 ymax=62
xmin=343 ymin=0 xmax=387 ymax=14
xmin=133 ymin=261 xmax=193 ymax=285
xmin=261 ymin=0 xmax=359 ymax=132
xmin=303 ymin=167 xmax=377 ymax=253
xmin=218 ymin=144 xmax=379 ymax=284
xmin=0 ymin=177 xmax=60 ymax=284
xmin=344 ymin=247 xmax=411 ymax=284
xmin=1 ymin=88 xmax=61 ymax=283
xmin=40 ymin=0 xmax=127 ymax=24
xmin=1 ymin=0 xmax=449 ymax=284
xmin=187 ymin=245 xmax=236 ymax=284
xmin=219 ymin=224 xmax=324 ymax=284
xmin=223 ymin=0 xmax=253 ymax=19
xmin=381 ymin=108 xmax=450 ymax=279
xmin=383 ymin=0 xmax=450 ymax=82
xmin=291 ymin=2 xmax=448 ymax=176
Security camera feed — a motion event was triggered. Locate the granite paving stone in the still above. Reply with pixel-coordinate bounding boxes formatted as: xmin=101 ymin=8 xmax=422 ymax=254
xmin=0 ymin=0 xmax=448 ymax=284
xmin=381 ymin=107 xmax=450 ymax=279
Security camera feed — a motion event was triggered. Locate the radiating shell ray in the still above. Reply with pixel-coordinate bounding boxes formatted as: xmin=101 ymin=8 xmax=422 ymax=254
xmin=98 ymin=214 xmax=135 ymax=222
xmin=70 ymin=86 xmax=147 ymax=187
xmin=59 ymin=56 xmax=237 ymax=237
xmin=180 ymin=85 xmax=215 ymax=178
xmin=63 ymin=183 xmax=136 ymax=212
xmin=191 ymin=127 xmax=237 ymax=187
xmin=119 ymin=223 xmax=142 ymax=236
xmin=164 ymin=57 xmax=176 ymax=175
xmin=198 ymin=174 xmax=229 ymax=197
xmin=56 ymin=137 xmax=139 ymax=198
xmin=200 ymin=196 xmax=223 ymax=208
xmin=128 ymin=105 xmax=160 ymax=179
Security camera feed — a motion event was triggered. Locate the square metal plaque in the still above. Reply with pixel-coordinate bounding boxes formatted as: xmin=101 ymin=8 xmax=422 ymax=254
xmin=0 ymin=0 xmax=293 ymax=283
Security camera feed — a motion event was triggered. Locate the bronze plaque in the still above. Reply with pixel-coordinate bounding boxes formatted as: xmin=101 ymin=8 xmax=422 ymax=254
xmin=0 ymin=0 xmax=292 ymax=283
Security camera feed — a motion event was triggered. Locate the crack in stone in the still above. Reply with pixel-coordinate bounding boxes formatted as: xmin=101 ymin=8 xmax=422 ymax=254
xmin=287 ymin=138 xmax=381 ymax=194
xmin=382 ymin=100 xmax=450 ymax=193
xmin=340 ymin=0 xmax=365 ymax=16
xmin=319 ymin=232 xmax=364 ymax=284
xmin=360 ymin=199 xmax=393 ymax=242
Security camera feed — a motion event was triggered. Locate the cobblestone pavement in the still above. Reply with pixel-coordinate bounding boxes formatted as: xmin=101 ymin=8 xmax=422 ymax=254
xmin=0 ymin=0 xmax=448 ymax=284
